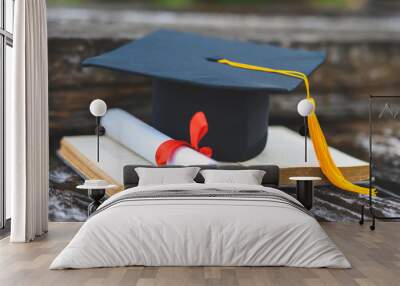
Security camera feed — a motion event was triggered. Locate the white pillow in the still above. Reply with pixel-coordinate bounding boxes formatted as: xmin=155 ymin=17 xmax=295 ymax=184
xmin=135 ymin=167 xmax=200 ymax=186
xmin=200 ymin=169 xmax=266 ymax=185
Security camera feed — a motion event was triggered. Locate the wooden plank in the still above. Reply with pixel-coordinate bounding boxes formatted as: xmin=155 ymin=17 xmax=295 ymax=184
xmin=1 ymin=222 xmax=399 ymax=286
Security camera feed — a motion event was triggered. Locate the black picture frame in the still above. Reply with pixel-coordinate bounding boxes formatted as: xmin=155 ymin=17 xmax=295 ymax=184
xmin=359 ymin=95 xmax=400 ymax=230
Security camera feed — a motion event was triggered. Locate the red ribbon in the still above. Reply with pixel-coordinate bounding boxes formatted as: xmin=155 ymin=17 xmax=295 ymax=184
xmin=155 ymin=112 xmax=213 ymax=166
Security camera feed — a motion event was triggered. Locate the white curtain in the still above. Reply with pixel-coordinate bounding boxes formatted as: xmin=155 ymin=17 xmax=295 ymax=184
xmin=8 ymin=0 xmax=49 ymax=242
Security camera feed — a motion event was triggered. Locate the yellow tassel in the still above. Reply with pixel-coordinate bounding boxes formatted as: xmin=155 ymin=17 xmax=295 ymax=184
xmin=217 ymin=58 xmax=376 ymax=196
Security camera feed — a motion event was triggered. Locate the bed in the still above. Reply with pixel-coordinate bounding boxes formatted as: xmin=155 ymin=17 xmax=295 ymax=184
xmin=50 ymin=165 xmax=350 ymax=269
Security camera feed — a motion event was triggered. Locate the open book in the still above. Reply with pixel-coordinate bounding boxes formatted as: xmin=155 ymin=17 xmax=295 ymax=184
xmin=58 ymin=126 xmax=369 ymax=196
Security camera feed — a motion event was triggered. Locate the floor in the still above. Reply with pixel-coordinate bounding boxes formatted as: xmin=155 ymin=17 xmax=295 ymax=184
xmin=0 ymin=222 xmax=399 ymax=286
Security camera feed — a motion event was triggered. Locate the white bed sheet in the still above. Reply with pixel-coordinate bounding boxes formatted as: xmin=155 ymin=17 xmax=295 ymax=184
xmin=50 ymin=183 xmax=350 ymax=269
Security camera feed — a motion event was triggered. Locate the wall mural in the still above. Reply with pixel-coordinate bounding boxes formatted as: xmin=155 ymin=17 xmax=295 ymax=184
xmin=47 ymin=5 xmax=400 ymax=223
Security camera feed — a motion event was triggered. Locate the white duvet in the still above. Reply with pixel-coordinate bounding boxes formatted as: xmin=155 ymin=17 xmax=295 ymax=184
xmin=50 ymin=183 xmax=350 ymax=269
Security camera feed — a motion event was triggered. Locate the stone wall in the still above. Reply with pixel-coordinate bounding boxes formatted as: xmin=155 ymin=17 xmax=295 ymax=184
xmin=48 ymin=7 xmax=400 ymax=136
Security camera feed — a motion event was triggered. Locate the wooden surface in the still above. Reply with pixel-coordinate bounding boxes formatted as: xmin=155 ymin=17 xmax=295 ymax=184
xmin=58 ymin=126 xmax=369 ymax=196
xmin=48 ymin=7 xmax=400 ymax=43
xmin=1 ymin=222 xmax=399 ymax=286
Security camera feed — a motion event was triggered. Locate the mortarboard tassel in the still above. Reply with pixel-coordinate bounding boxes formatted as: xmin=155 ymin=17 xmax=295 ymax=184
xmin=214 ymin=58 xmax=376 ymax=196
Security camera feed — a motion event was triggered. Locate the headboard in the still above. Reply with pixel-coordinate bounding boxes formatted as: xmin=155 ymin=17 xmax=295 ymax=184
xmin=123 ymin=165 xmax=280 ymax=189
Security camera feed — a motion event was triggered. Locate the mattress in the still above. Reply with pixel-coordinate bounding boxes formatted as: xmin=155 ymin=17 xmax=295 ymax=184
xmin=50 ymin=183 xmax=350 ymax=269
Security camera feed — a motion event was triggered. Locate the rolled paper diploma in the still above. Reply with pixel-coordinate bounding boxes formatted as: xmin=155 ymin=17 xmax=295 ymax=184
xmin=101 ymin=108 xmax=216 ymax=165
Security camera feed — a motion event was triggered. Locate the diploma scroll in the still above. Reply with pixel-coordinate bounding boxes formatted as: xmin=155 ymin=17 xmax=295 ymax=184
xmin=101 ymin=109 xmax=216 ymax=166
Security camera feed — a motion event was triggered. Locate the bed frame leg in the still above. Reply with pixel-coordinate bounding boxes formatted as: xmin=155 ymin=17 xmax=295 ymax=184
xmin=359 ymin=205 xmax=364 ymax=225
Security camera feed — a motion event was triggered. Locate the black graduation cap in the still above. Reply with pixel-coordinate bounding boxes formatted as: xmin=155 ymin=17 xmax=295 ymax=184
xmin=82 ymin=29 xmax=325 ymax=162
